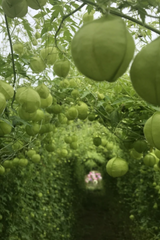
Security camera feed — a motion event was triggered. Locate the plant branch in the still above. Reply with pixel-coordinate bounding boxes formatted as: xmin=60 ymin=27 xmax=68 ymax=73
xmin=76 ymin=0 xmax=160 ymax=35
xmin=4 ymin=14 xmax=17 ymax=107
xmin=5 ymin=14 xmax=16 ymax=87
xmin=54 ymin=3 xmax=86 ymax=54
xmin=110 ymin=8 xmax=160 ymax=35
xmin=139 ymin=11 xmax=160 ymax=19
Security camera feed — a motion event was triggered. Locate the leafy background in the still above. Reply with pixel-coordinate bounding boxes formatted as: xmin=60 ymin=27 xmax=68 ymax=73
xmin=1 ymin=0 xmax=160 ymax=240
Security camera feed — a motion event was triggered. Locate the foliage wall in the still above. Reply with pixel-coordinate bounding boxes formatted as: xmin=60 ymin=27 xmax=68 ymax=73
xmin=1 ymin=1 xmax=160 ymax=240
xmin=0 ymin=149 xmax=77 ymax=240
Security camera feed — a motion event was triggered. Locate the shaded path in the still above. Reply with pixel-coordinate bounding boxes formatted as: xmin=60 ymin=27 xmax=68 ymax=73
xmin=75 ymin=190 xmax=132 ymax=240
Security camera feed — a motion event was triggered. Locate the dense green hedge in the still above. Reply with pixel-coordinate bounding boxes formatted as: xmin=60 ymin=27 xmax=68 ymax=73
xmin=117 ymin=156 xmax=160 ymax=240
xmin=0 ymin=149 xmax=77 ymax=240
xmin=0 ymin=117 xmax=130 ymax=240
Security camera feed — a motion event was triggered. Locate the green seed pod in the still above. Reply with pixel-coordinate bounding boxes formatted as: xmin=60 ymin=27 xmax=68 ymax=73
xmin=130 ymin=36 xmax=160 ymax=106
xmin=66 ymin=106 xmax=78 ymax=120
xmin=53 ymin=60 xmax=70 ymax=78
xmin=106 ymin=157 xmax=128 ymax=177
xmin=2 ymin=0 xmax=28 ymax=18
xmin=143 ymin=112 xmax=160 ymax=149
xmin=0 ymin=121 xmax=12 ymax=136
xmin=35 ymin=84 xmax=50 ymax=99
xmin=71 ymin=14 xmax=135 ymax=82
xmin=18 ymin=88 xmax=41 ymax=113
xmin=0 ymin=80 xmax=14 ymax=100
xmin=30 ymin=57 xmax=46 ymax=73
xmin=0 ymin=93 xmax=6 ymax=114
xmin=40 ymin=47 xmax=58 ymax=65
xmin=143 ymin=153 xmax=157 ymax=167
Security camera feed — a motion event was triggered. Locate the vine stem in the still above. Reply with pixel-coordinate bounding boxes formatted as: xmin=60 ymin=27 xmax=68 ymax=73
xmin=4 ymin=14 xmax=16 ymax=107
xmin=76 ymin=0 xmax=160 ymax=35
xmin=110 ymin=8 xmax=160 ymax=35
xmin=54 ymin=3 xmax=85 ymax=54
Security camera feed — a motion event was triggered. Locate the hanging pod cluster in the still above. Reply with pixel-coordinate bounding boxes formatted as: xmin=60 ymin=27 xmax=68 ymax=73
xmin=15 ymin=84 xmax=55 ymax=137
xmin=15 ymin=84 xmax=52 ymax=122
xmin=130 ymin=36 xmax=160 ymax=107
xmin=1 ymin=0 xmax=47 ymax=18
xmin=71 ymin=14 xmax=135 ymax=82
xmin=144 ymin=112 xmax=160 ymax=150
xmin=30 ymin=47 xmax=59 ymax=74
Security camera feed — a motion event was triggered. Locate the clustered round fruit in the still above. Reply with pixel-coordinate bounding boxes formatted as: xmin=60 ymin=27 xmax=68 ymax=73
xmin=2 ymin=0 xmax=48 ymax=18
xmin=29 ymin=47 xmax=70 ymax=76
xmin=64 ymin=101 xmax=89 ymax=121
xmin=0 ymin=148 xmax=42 ymax=174
xmin=64 ymin=135 xmax=78 ymax=150
xmin=14 ymin=84 xmax=55 ymax=137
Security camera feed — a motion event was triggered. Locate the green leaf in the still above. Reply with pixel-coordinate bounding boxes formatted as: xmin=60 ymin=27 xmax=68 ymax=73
xmin=9 ymin=116 xmax=31 ymax=126
xmin=138 ymin=0 xmax=149 ymax=8
xmin=22 ymin=19 xmax=33 ymax=40
xmin=50 ymin=10 xmax=60 ymax=22
xmin=41 ymin=22 xmax=52 ymax=36
xmin=63 ymin=29 xmax=72 ymax=40
xmin=33 ymin=12 xmax=46 ymax=18
xmin=81 ymin=91 xmax=92 ymax=99
xmin=15 ymin=61 xmax=26 ymax=76
xmin=86 ymin=4 xmax=94 ymax=13
xmin=52 ymin=5 xmax=63 ymax=17
xmin=138 ymin=7 xmax=146 ymax=24
xmin=71 ymin=2 xmax=80 ymax=9
xmin=110 ymin=109 xmax=121 ymax=127
xmin=0 ymin=56 xmax=6 ymax=67
xmin=117 ymin=2 xmax=131 ymax=10
xmin=148 ymin=0 xmax=157 ymax=7
xmin=70 ymin=25 xmax=77 ymax=33
xmin=112 ymin=97 xmax=134 ymax=105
